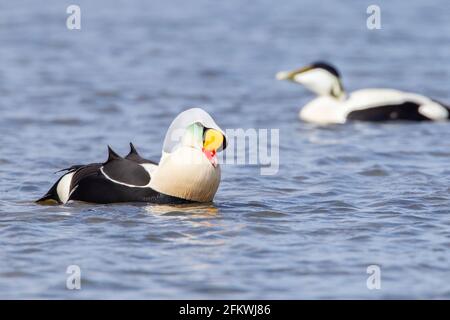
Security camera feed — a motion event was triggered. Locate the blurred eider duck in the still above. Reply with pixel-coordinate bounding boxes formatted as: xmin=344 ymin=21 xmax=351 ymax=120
xmin=37 ymin=108 xmax=227 ymax=204
xmin=276 ymin=62 xmax=450 ymax=125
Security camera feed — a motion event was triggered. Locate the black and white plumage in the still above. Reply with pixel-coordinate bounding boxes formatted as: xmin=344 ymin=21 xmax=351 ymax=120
xmin=37 ymin=144 xmax=173 ymax=204
xmin=276 ymin=62 xmax=450 ymax=125
xmin=37 ymin=108 xmax=227 ymax=205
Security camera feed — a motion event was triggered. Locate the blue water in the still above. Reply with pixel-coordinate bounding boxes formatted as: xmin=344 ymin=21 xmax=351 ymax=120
xmin=0 ymin=0 xmax=449 ymax=299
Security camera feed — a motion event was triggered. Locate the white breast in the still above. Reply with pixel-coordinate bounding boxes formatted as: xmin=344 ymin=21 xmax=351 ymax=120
xmin=149 ymin=147 xmax=221 ymax=202
xmin=299 ymin=96 xmax=347 ymax=125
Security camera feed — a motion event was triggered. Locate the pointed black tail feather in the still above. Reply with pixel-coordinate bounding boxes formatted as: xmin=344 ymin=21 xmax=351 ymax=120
xmin=35 ymin=194 xmax=60 ymax=205
xmin=35 ymin=177 xmax=62 ymax=205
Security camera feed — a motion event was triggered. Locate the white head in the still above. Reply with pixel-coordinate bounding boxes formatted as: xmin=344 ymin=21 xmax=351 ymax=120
xmin=276 ymin=62 xmax=345 ymax=99
xmin=149 ymin=108 xmax=227 ymax=203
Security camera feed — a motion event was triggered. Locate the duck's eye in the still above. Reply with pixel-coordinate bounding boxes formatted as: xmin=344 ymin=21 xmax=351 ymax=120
xmin=203 ymin=129 xmax=223 ymax=152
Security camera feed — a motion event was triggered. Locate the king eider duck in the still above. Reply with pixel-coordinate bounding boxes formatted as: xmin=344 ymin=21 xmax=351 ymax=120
xmin=276 ymin=62 xmax=450 ymax=125
xmin=36 ymin=108 xmax=227 ymax=205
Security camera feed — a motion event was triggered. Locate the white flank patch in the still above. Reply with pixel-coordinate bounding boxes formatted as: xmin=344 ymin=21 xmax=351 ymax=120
xmin=56 ymin=172 xmax=75 ymax=204
xmin=418 ymin=104 xmax=449 ymax=121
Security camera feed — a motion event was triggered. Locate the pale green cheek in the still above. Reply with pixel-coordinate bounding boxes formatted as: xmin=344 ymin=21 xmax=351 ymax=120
xmin=182 ymin=123 xmax=204 ymax=148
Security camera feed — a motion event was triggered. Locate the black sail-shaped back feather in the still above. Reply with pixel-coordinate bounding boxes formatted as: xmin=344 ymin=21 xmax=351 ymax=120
xmin=106 ymin=145 xmax=122 ymax=163
xmin=125 ymin=142 xmax=157 ymax=164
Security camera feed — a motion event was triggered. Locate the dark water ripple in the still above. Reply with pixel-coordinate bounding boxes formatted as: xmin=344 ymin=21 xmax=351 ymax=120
xmin=1 ymin=0 xmax=450 ymax=299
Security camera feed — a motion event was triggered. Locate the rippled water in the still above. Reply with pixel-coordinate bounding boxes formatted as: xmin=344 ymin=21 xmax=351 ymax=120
xmin=1 ymin=0 xmax=450 ymax=299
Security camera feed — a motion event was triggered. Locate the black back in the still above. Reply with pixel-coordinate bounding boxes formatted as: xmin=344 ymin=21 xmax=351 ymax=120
xmin=37 ymin=145 xmax=162 ymax=205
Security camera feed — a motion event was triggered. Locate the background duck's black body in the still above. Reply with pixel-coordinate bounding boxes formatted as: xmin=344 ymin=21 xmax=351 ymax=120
xmin=346 ymin=101 xmax=450 ymax=122
xmin=36 ymin=143 xmax=192 ymax=205
xmin=346 ymin=102 xmax=428 ymax=122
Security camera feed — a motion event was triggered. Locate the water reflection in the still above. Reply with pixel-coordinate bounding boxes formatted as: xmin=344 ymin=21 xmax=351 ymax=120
xmin=145 ymin=203 xmax=220 ymax=221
